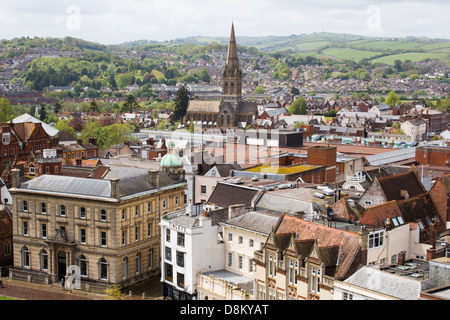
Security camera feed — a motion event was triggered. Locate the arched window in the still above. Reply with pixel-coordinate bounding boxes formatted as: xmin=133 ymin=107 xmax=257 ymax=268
xmin=122 ymin=257 xmax=128 ymax=279
xmin=29 ymin=165 xmax=35 ymax=174
xmin=4 ymin=240 xmax=11 ymax=256
xmin=40 ymin=249 xmax=48 ymax=271
xmin=22 ymin=246 xmax=30 ymax=268
xmin=79 ymin=255 xmax=87 ymax=277
xmin=99 ymin=258 xmax=108 ymax=280
xmin=230 ymin=83 xmax=234 ymax=95
xmin=136 ymin=253 xmax=141 ymax=274
xmin=227 ymin=115 xmax=231 ymax=126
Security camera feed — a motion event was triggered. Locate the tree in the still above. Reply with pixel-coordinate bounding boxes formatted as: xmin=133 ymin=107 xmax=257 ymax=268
xmin=385 ymin=91 xmax=400 ymax=107
xmin=104 ymin=284 xmax=123 ymax=300
xmin=117 ymin=73 xmax=134 ymax=89
xmin=53 ymin=101 xmax=62 ymax=114
xmin=173 ymin=86 xmax=190 ymax=121
xmin=288 ymin=96 xmax=307 ymax=115
xmin=55 ymin=119 xmax=76 ymax=137
xmin=290 ymin=87 xmax=300 ymax=95
xmin=197 ymin=68 xmax=211 ymax=83
xmin=122 ymin=94 xmax=138 ymax=113
xmin=39 ymin=105 xmax=47 ymax=122
xmin=254 ymin=86 xmax=264 ymax=94
xmin=69 ymin=116 xmax=84 ymax=132
xmin=87 ymin=100 xmax=99 ymax=113
xmin=0 ymin=97 xmax=15 ymax=122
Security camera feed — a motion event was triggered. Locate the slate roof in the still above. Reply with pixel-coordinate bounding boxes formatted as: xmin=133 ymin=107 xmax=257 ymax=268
xmin=223 ymin=211 xmax=281 ymax=235
xmin=187 ymin=101 xmax=221 ymax=113
xmin=16 ymin=171 xmax=179 ymax=200
xmin=397 ymin=193 xmax=447 ymax=240
xmin=264 ymin=108 xmax=288 ymax=117
xmin=375 ymin=104 xmax=392 ymax=111
xmin=237 ymin=101 xmax=258 ymax=114
xmin=343 ymin=266 xmax=422 ymax=300
xmin=255 ymin=188 xmax=328 ymax=215
xmin=377 ymin=171 xmax=426 ymax=202
xmin=57 ymin=129 xmax=77 ymax=142
xmin=207 ymin=182 xmax=260 ymax=208
xmin=18 ymin=174 xmax=112 ymax=198
xmin=365 ymin=148 xmax=417 ymax=166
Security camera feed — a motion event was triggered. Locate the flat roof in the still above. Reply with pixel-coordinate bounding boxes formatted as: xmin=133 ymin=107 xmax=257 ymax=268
xmin=245 ymin=163 xmax=321 ymax=175
xmin=203 ymin=269 xmax=254 ymax=294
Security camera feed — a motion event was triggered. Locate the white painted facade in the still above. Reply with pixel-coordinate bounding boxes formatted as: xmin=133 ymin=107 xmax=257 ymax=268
xmin=160 ymin=210 xmax=224 ymax=299
xmin=366 ymin=224 xmax=430 ymax=267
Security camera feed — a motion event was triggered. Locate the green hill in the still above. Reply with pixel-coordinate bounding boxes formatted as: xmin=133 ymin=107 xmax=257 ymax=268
xmin=155 ymin=32 xmax=450 ymax=65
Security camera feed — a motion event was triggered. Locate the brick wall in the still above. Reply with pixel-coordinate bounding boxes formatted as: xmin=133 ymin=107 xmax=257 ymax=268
xmin=416 ymin=147 xmax=450 ymax=166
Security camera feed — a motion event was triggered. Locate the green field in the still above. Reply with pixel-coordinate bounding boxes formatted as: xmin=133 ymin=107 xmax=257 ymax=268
xmin=168 ymin=32 xmax=450 ymax=65
xmin=371 ymin=52 xmax=450 ymax=64
xmin=319 ymin=47 xmax=381 ymax=61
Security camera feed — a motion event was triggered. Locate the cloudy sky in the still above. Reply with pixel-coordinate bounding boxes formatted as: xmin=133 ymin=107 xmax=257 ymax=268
xmin=0 ymin=0 xmax=448 ymax=44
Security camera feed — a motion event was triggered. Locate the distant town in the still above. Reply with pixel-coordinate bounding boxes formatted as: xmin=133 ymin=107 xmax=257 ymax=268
xmin=0 ymin=25 xmax=449 ymax=302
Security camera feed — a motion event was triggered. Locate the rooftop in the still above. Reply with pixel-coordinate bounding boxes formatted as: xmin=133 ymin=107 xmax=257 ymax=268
xmin=344 ymin=264 xmax=426 ymax=300
xmin=221 ymin=210 xmax=281 ymax=235
xmin=245 ymin=163 xmax=321 ymax=175
xmin=202 ymin=269 xmax=254 ymax=295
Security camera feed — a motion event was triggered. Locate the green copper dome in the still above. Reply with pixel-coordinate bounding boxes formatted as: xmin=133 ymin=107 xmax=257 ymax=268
xmin=160 ymin=152 xmax=183 ymax=167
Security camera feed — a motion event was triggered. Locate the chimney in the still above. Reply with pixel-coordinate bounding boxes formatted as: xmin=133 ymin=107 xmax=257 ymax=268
xmin=110 ymin=178 xmax=120 ymax=199
xmin=11 ymin=168 xmax=21 ymax=188
xmin=228 ymin=204 xmax=251 ymax=220
xmin=149 ymin=169 xmax=160 ymax=189
xmin=398 ymin=251 xmax=406 ymax=266
xmin=400 ymin=190 xmax=409 ymax=200
xmin=89 ymin=137 xmax=98 ymax=146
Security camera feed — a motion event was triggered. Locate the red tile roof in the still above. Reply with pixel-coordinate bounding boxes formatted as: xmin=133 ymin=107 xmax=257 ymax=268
xmin=275 ymin=214 xmax=361 ymax=280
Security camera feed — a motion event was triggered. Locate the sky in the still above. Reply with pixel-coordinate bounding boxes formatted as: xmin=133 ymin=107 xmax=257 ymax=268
xmin=0 ymin=0 xmax=448 ymax=44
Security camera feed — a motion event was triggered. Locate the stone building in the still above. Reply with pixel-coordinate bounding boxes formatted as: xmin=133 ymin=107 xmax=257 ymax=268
xmin=253 ymin=214 xmax=366 ymax=300
xmin=185 ymin=24 xmax=258 ymax=130
xmin=8 ymin=168 xmax=185 ymax=292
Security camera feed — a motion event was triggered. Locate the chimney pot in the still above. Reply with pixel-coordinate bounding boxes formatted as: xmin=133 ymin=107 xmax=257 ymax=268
xmin=149 ymin=169 xmax=160 ymax=189
xmin=11 ymin=168 xmax=21 ymax=188
xmin=110 ymin=178 xmax=120 ymax=199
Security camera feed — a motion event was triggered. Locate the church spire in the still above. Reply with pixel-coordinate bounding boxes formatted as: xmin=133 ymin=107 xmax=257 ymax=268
xmin=226 ymin=23 xmax=238 ymax=64
xmin=222 ymin=23 xmax=242 ymax=102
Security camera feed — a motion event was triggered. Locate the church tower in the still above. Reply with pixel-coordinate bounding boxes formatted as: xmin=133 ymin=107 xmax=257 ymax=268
xmin=221 ymin=23 xmax=242 ymax=103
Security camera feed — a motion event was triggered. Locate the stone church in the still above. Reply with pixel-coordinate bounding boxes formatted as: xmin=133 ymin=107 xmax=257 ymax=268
xmin=185 ymin=24 xmax=258 ymax=130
